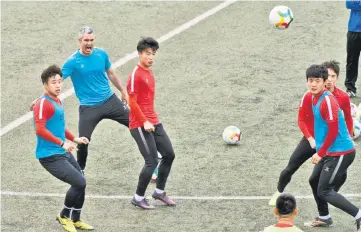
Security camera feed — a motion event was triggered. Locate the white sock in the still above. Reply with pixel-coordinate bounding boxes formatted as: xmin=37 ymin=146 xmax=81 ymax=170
xmin=355 ymin=209 xmax=361 ymax=220
xmin=155 ymin=188 xmax=164 ymax=194
xmin=134 ymin=194 xmax=144 ymax=201
xmin=319 ymin=215 xmax=330 ymax=220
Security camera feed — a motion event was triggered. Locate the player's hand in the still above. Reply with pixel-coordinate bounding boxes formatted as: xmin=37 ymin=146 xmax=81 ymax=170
xmin=307 ymin=137 xmax=316 ymax=149
xmin=62 ymin=141 xmax=77 ymax=152
xmin=73 ymin=137 xmax=89 ymax=145
xmin=29 ymin=99 xmax=37 ymax=111
xmin=311 ymin=153 xmax=321 ymax=164
xmin=144 ymin=121 xmax=155 ymax=132
xmin=120 ymin=91 xmax=128 ymax=104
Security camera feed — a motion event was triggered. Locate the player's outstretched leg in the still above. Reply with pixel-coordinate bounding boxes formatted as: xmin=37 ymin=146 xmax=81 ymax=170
xmin=151 ymin=124 xmax=176 ymax=206
xmin=269 ymin=137 xmax=314 ymax=206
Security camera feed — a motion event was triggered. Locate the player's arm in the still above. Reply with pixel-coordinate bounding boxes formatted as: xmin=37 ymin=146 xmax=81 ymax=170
xmin=318 ymin=96 xmax=339 ymax=157
xmin=298 ymin=93 xmax=313 ymax=139
xmin=106 ymin=68 xmax=126 ymax=93
xmin=127 ymin=74 xmax=148 ymax=124
xmin=342 ymin=96 xmax=354 ymax=137
xmin=103 ymin=51 xmax=126 ymax=94
xmin=346 ymin=0 xmax=361 ymax=10
xmin=34 ymin=99 xmax=84 ymax=145
xmin=33 ymin=99 xmax=64 ymax=146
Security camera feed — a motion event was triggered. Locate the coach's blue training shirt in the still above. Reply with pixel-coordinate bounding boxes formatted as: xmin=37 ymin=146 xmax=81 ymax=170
xmin=62 ymin=48 xmax=113 ymax=106
xmin=346 ymin=0 xmax=361 ymax=32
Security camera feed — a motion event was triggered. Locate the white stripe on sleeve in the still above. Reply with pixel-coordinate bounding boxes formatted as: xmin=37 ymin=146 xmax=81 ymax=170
xmin=325 ymin=95 xmax=333 ymax=120
xmin=39 ymin=98 xmax=46 ymax=119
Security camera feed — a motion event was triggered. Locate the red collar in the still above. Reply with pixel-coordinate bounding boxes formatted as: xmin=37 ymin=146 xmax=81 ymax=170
xmin=274 ymin=223 xmax=293 ymax=228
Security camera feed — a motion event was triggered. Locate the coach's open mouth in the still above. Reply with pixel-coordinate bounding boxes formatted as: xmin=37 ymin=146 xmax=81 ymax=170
xmin=86 ymin=46 xmax=92 ymax=52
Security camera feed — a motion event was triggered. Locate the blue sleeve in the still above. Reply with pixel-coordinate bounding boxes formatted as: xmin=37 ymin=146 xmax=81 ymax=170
xmin=103 ymin=50 xmax=112 ymax=71
xmin=346 ymin=0 xmax=361 ymax=10
xmin=61 ymin=57 xmax=75 ymax=79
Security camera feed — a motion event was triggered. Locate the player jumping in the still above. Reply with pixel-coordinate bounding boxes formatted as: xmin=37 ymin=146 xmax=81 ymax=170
xmin=127 ymin=37 xmax=176 ymax=209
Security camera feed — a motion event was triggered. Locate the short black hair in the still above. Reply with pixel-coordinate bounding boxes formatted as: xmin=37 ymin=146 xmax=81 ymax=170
xmin=276 ymin=193 xmax=297 ymax=216
xmin=306 ymin=64 xmax=328 ymax=81
xmin=321 ymin=60 xmax=340 ymax=76
xmin=41 ymin=65 xmax=62 ymax=84
xmin=137 ymin=37 xmax=159 ymax=53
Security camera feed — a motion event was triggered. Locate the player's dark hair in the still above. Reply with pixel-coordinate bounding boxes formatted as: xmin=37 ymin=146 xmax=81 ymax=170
xmin=276 ymin=193 xmax=297 ymax=216
xmin=306 ymin=64 xmax=328 ymax=81
xmin=41 ymin=65 xmax=62 ymax=84
xmin=137 ymin=37 xmax=159 ymax=53
xmin=321 ymin=60 xmax=340 ymax=77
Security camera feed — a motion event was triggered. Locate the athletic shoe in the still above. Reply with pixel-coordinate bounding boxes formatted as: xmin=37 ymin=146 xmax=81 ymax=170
xmin=152 ymin=190 xmax=176 ymax=206
xmin=56 ymin=214 xmax=77 ymax=232
xmin=131 ymin=197 xmax=155 ymax=210
xmin=268 ymin=191 xmax=281 ymax=206
xmin=73 ymin=220 xmax=94 ymax=230
xmin=304 ymin=217 xmax=333 ymax=227
xmin=347 ymin=90 xmax=356 ymax=98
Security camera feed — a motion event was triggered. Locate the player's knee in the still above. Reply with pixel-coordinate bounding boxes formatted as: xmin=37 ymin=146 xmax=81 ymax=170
xmin=148 ymin=159 xmax=158 ymax=172
xmin=78 ymin=143 xmax=89 ymax=152
xmin=163 ymin=150 xmax=175 ymax=161
xmin=280 ymin=167 xmax=293 ymax=178
xmin=77 ymin=178 xmax=86 ymax=190
xmin=309 ymin=175 xmax=318 ymax=186
xmin=73 ymin=179 xmax=86 ymax=191
xmin=145 ymin=154 xmax=158 ymax=169
xmin=317 ymin=187 xmax=334 ymax=199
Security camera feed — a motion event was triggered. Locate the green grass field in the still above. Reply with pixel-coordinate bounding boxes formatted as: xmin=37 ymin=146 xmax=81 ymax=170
xmin=1 ymin=1 xmax=361 ymax=231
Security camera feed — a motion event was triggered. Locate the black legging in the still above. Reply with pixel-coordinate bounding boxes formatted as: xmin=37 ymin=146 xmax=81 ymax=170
xmin=309 ymin=152 xmax=359 ymax=217
xmin=130 ymin=124 xmax=175 ymax=196
xmin=40 ymin=153 xmax=86 ymax=219
xmin=277 ymin=137 xmax=346 ymax=193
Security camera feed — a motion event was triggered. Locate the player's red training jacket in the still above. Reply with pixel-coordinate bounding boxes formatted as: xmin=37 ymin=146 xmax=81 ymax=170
xmin=33 ymin=94 xmax=75 ymax=145
xmin=298 ymin=87 xmax=353 ymax=140
xmin=127 ymin=64 xmax=159 ymax=129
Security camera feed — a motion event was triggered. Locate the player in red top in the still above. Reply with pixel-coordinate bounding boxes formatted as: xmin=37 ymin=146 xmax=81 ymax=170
xmin=127 ymin=37 xmax=176 ymax=210
xmin=269 ymin=60 xmax=353 ymax=207
xmin=323 ymin=60 xmax=353 ymax=136
xmin=304 ymin=64 xmax=360 ymax=230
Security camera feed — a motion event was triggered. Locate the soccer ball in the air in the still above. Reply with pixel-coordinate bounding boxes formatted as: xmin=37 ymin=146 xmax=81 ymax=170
xmin=269 ymin=6 xmax=294 ymax=29
xmin=222 ymin=126 xmax=241 ymax=145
